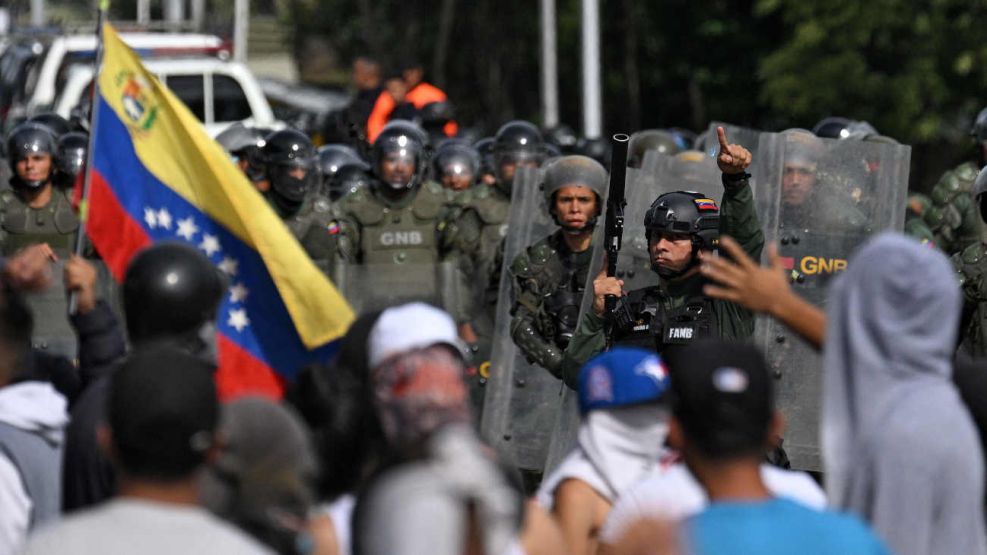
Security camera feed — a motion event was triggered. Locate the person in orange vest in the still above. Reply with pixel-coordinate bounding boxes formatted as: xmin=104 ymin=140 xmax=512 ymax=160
xmin=366 ymin=59 xmax=458 ymax=142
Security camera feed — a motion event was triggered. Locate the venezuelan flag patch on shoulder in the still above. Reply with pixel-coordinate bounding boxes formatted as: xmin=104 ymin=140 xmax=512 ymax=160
xmin=695 ymin=198 xmax=718 ymax=211
xmin=327 ymin=221 xmax=341 ymax=235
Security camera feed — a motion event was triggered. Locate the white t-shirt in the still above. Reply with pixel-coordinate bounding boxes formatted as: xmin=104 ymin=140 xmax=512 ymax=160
xmin=598 ymin=463 xmax=827 ymax=545
xmin=323 ymin=494 xmax=356 ymax=555
xmin=24 ymin=498 xmax=273 ymax=555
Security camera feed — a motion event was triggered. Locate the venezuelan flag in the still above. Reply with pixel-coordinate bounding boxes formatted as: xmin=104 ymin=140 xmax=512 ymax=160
xmin=84 ymin=22 xmax=354 ymax=399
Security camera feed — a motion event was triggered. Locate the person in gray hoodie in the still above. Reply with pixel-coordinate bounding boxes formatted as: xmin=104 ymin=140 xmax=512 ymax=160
xmin=0 ymin=285 xmax=69 ymax=553
xmin=822 ymin=233 xmax=987 ymax=555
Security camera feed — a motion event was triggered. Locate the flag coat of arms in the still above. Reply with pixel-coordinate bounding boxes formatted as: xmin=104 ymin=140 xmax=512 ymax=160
xmin=85 ymin=22 xmax=354 ymax=398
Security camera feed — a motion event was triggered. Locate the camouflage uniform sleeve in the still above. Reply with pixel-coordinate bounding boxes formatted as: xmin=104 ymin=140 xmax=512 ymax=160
xmin=560 ymin=310 xmax=607 ymax=390
xmin=298 ymin=202 xmax=342 ymax=269
xmin=508 ymin=248 xmax=564 ymax=378
xmin=719 ymin=173 xmax=764 ymax=261
xmin=952 ymin=244 xmax=987 ymax=355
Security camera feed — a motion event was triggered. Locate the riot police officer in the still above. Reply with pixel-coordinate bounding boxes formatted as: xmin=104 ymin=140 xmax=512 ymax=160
xmin=333 ymin=120 xmax=452 ymax=309
xmin=952 ymin=166 xmax=987 ymax=356
xmin=442 ymin=121 xmax=545 ymax=345
xmin=326 ymin=162 xmax=372 ymax=202
xmin=316 ymin=143 xmax=368 ymax=199
xmin=432 ymin=140 xmax=479 ymax=192
xmin=259 ymin=129 xmax=338 ymax=265
xmin=1 ymin=122 xmax=79 ymax=258
xmin=626 ymin=129 xmax=681 ymax=169
xmin=560 ymin=128 xmax=763 ymax=387
xmin=923 ymin=107 xmax=987 ymax=256
xmin=54 ymin=131 xmax=87 ymax=191
xmin=215 ymin=122 xmax=267 ymax=189
xmin=508 ymin=155 xmax=606 ymax=377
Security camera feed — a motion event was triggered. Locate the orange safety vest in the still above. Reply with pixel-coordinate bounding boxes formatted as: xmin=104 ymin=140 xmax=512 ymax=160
xmin=366 ymin=81 xmax=459 ymax=142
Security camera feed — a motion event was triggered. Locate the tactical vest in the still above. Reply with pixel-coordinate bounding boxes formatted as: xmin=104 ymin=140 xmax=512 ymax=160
xmin=527 ymin=234 xmax=592 ymax=349
xmin=611 ymin=285 xmax=718 ymax=354
xmin=345 ymin=183 xmax=445 ymax=265
xmin=0 ymin=188 xmax=79 ymax=256
xmin=469 ymin=186 xmax=511 ymax=270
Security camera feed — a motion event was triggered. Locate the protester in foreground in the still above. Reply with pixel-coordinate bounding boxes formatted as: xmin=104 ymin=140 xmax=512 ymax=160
xmin=823 ymin=233 xmax=987 ymax=555
xmin=0 ymin=286 xmax=68 ymax=554
xmin=535 ymin=347 xmax=671 ymax=555
xmin=666 ymin=339 xmax=890 ymax=555
xmin=702 ymin=233 xmax=987 ymax=555
xmin=200 ymin=397 xmax=320 ymax=555
xmin=23 ymin=347 xmax=270 ymax=554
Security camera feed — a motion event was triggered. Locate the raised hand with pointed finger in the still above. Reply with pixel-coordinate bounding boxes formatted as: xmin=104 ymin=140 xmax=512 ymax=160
xmin=716 ymin=126 xmax=752 ymax=174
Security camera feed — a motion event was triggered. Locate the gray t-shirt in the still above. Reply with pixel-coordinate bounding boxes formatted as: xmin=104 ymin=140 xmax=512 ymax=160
xmin=23 ymin=498 xmax=273 ymax=555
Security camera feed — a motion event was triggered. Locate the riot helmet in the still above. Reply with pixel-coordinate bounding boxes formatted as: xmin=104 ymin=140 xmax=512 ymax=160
xmin=261 ymin=128 xmax=318 ymax=208
xmin=432 ymin=140 xmax=479 ymax=191
xmin=6 ymin=122 xmax=57 ymax=190
xmin=419 ymin=101 xmax=455 ymax=143
xmin=812 ymin=116 xmax=853 ymax=139
xmin=123 ymin=242 xmax=227 ymax=363
xmin=541 ymin=155 xmax=606 ymax=234
xmin=643 ymin=191 xmax=720 ymax=278
xmin=55 ymin=131 xmax=88 ymax=188
xmin=544 ymin=124 xmax=579 ymax=154
xmin=328 ymin=163 xmax=373 ymax=201
xmin=492 ymin=120 xmax=544 ymax=195
xmin=474 ymin=136 xmax=496 ymax=183
xmin=28 ymin=112 xmax=72 ymax=140
xmin=576 ymin=137 xmax=610 ymax=169
xmin=216 ymin=123 xmax=266 ymax=182
xmin=317 ymin=143 xmax=368 ymax=196
xmin=627 ymin=130 xmax=681 ymax=168
xmin=371 ymin=120 xmax=427 ymax=192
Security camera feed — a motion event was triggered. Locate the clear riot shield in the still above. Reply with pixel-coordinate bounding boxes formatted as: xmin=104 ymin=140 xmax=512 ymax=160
xmin=479 ymin=166 xmax=568 ymax=474
xmin=755 ymin=132 xmax=910 ymax=471
xmin=334 ymin=259 xmax=460 ymax=315
xmin=704 ymin=121 xmax=763 ymax=161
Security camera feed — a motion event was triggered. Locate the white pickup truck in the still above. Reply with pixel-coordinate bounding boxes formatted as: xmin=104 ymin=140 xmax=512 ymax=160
xmin=53 ymin=56 xmax=280 ymax=136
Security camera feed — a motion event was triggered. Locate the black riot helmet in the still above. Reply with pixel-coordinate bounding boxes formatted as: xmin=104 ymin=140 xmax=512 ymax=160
xmin=576 ymin=137 xmax=611 ymax=169
xmin=492 ymin=120 xmax=544 ymax=194
xmin=28 ymin=112 xmax=72 ymax=140
xmin=627 ymin=130 xmax=681 ymax=168
xmin=643 ymin=191 xmax=720 ymax=278
xmin=317 ymin=144 xmax=368 ymax=195
xmin=432 ymin=140 xmax=479 ymax=191
xmin=328 ymin=163 xmax=373 ymax=201
xmin=216 ymin=122 xmax=267 ymax=182
xmin=419 ymin=101 xmax=455 ymax=143
xmin=261 ymin=128 xmax=318 ymax=206
xmin=123 ymin=242 xmax=227 ymax=362
xmin=6 ymin=122 xmax=57 ymax=190
xmin=371 ymin=120 xmax=427 ymax=192
xmin=972 ymin=107 xmax=987 ymax=145
xmin=474 ymin=136 xmax=496 ymax=178
xmin=544 ymin=124 xmax=579 ymax=154
xmin=55 ymin=131 xmax=88 ymax=188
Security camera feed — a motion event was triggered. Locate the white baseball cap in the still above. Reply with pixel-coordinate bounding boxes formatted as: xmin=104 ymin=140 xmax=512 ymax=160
xmin=367 ymin=303 xmax=469 ymax=369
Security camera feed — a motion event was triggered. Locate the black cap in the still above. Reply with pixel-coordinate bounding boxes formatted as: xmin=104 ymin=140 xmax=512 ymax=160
xmin=665 ymin=339 xmax=773 ymax=459
xmin=109 ymin=345 xmax=219 ymax=479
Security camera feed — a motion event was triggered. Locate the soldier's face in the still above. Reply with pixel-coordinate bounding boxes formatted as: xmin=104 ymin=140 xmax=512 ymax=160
xmin=442 ymin=173 xmax=473 ymax=191
xmin=649 ymin=231 xmax=694 ymax=272
xmin=782 ymin=161 xmax=817 ymax=206
xmin=381 ymin=151 xmax=416 ymax=187
xmin=15 ymin=153 xmax=52 ymax=183
xmin=554 ymin=185 xmax=597 ymax=230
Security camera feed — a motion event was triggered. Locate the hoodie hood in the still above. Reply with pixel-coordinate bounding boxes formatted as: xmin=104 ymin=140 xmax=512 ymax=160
xmin=822 ymin=232 xmax=961 ymax=505
xmin=0 ymin=382 xmax=69 ymax=446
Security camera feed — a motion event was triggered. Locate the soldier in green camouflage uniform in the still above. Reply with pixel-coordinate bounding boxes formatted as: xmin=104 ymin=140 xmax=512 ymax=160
xmin=560 ymin=128 xmax=762 ymax=387
xmin=442 ymin=121 xmax=546 ymax=351
xmin=333 ymin=121 xmax=452 ymax=311
xmin=508 ymin=155 xmax=606 ymax=378
xmin=952 ymin=166 xmax=987 ymax=356
xmin=905 ymin=192 xmax=937 ymax=247
xmin=258 ymin=129 xmax=342 ymax=269
xmin=923 ymin=108 xmax=987 ymax=255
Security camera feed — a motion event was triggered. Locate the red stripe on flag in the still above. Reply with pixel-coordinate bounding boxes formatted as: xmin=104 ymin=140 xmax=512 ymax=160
xmin=216 ymin=334 xmax=286 ymax=400
xmin=87 ymin=169 xmax=152 ymax=281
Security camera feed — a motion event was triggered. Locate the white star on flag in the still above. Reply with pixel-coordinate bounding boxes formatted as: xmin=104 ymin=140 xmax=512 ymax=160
xmin=229 ymin=283 xmax=249 ymax=303
xmin=199 ymin=234 xmax=221 ymax=257
xmin=156 ymin=208 xmax=173 ymax=230
xmin=176 ymin=217 xmax=199 ymax=241
xmin=228 ymin=308 xmax=250 ymax=332
xmin=218 ymin=256 xmax=239 ymax=276
xmin=144 ymin=207 xmax=158 ymax=228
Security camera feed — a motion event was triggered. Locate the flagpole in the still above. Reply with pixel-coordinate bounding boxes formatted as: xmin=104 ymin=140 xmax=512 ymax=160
xmin=68 ymin=0 xmax=108 ymax=315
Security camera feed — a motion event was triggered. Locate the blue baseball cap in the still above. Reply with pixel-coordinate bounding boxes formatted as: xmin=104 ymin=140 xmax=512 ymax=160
xmin=578 ymin=347 xmax=670 ymax=414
